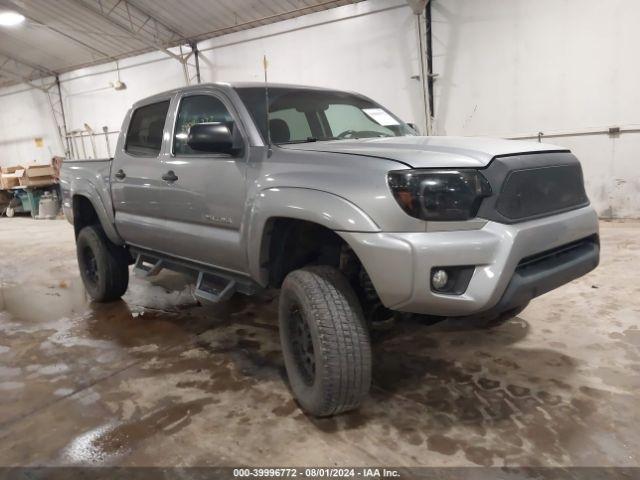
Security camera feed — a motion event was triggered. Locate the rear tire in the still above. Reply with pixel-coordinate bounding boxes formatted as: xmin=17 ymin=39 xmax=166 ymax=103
xmin=76 ymin=225 xmax=129 ymax=302
xmin=279 ymin=266 xmax=372 ymax=417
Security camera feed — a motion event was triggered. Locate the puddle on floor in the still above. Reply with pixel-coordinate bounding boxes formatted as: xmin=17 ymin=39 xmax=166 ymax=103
xmin=0 ymin=270 xmax=200 ymax=326
xmin=0 ymin=279 xmax=88 ymax=323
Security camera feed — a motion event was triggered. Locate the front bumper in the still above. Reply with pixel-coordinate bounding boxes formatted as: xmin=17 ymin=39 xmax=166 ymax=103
xmin=338 ymin=205 xmax=599 ymax=316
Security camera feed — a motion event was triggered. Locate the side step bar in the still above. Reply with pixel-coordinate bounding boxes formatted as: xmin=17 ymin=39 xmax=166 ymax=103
xmin=133 ymin=254 xmax=164 ymax=277
xmin=194 ymin=272 xmax=236 ymax=304
xmin=129 ymin=248 xmax=260 ymax=304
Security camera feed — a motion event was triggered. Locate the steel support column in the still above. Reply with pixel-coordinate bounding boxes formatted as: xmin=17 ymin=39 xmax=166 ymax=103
xmin=408 ymin=0 xmax=434 ymax=135
xmin=192 ymin=42 xmax=201 ymax=84
xmin=424 ymin=0 xmax=435 ymax=134
xmin=48 ymin=76 xmax=71 ymax=157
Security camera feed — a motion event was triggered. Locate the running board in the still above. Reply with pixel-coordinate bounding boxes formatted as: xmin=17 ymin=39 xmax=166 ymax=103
xmin=127 ymin=247 xmax=260 ymax=302
xmin=194 ymin=272 xmax=237 ymax=304
xmin=133 ymin=254 xmax=163 ymax=277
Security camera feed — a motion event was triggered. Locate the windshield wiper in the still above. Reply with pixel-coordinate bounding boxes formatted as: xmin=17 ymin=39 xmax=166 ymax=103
xmin=277 ymin=137 xmax=318 ymax=145
xmin=277 ymin=136 xmax=340 ymax=145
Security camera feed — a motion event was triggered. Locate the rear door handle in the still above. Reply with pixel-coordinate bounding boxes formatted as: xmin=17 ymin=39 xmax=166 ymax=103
xmin=162 ymin=170 xmax=178 ymax=182
xmin=114 ymin=169 xmax=126 ymax=180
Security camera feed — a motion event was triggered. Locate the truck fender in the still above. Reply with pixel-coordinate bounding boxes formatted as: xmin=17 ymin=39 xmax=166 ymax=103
xmin=246 ymin=187 xmax=380 ymax=284
xmin=70 ymin=183 xmax=124 ymax=246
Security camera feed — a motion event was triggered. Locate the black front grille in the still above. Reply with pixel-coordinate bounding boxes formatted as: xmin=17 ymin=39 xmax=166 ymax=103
xmin=476 ymin=152 xmax=590 ymax=224
xmin=496 ymin=164 xmax=589 ymax=221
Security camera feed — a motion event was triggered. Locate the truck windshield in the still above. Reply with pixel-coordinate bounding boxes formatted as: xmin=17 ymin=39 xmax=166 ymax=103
xmin=235 ymin=87 xmax=416 ymax=144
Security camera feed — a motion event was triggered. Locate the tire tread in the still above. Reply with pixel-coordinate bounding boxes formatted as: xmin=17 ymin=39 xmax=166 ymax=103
xmin=77 ymin=225 xmax=129 ymax=302
xmin=280 ymin=266 xmax=371 ymax=416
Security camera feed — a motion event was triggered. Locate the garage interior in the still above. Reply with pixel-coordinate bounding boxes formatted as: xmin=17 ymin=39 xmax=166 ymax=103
xmin=0 ymin=0 xmax=638 ymax=474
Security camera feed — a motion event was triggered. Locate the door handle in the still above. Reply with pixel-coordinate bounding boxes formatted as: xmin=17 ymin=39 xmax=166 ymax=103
xmin=114 ymin=169 xmax=126 ymax=180
xmin=162 ymin=170 xmax=178 ymax=182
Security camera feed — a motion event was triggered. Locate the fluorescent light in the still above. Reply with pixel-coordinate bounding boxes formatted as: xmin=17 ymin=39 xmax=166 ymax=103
xmin=0 ymin=11 xmax=25 ymax=26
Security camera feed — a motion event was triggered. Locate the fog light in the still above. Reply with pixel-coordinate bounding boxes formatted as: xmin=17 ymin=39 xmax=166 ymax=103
xmin=431 ymin=269 xmax=449 ymax=290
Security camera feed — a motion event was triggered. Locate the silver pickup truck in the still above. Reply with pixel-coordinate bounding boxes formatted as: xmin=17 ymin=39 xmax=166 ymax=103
xmin=61 ymin=82 xmax=599 ymax=417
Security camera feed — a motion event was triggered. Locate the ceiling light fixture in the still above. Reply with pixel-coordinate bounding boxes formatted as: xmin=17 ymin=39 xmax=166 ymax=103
xmin=0 ymin=11 xmax=26 ymax=27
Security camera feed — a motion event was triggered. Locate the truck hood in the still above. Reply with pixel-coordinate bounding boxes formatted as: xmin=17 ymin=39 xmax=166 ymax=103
xmin=280 ymin=136 xmax=567 ymax=168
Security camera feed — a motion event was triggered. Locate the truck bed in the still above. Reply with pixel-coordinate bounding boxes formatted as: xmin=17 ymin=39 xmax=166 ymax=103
xmin=60 ymin=157 xmax=113 ymax=229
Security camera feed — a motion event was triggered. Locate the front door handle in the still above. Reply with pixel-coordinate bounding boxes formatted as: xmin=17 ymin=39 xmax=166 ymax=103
xmin=162 ymin=170 xmax=178 ymax=182
xmin=114 ymin=169 xmax=126 ymax=180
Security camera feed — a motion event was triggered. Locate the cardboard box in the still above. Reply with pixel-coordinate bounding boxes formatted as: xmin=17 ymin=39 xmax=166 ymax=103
xmin=1 ymin=165 xmax=24 ymax=190
xmin=15 ymin=165 xmax=56 ymax=187
xmin=21 ymin=177 xmax=55 ymax=187
xmin=1 ymin=164 xmax=56 ymax=189
xmin=1 ymin=165 xmax=24 ymax=175
xmin=1 ymin=175 xmax=19 ymax=190
xmin=11 ymin=168 xmax=27 ymax=188
xmin=1 ymin=178 xmax=18 ymax=190
xmin=25 ymin=164 xmax=55 ymax=178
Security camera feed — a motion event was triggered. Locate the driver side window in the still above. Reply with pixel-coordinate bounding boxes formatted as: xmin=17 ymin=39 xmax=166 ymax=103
xmin=174 ymin=95 xmax=233 ymax=155
xmin=270 ymin=108 xmax=312 ymax=142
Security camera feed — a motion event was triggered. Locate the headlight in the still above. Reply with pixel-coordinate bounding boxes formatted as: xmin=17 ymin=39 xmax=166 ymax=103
xmin=388 ymin=169 xmax=492 ymax=221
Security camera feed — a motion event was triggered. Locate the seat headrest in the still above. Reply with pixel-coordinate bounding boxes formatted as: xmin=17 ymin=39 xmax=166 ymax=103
xmin=148 ymin=119 xmax=165 ymax=145
xmin=269 ymin=118 xmax=290 ymax=143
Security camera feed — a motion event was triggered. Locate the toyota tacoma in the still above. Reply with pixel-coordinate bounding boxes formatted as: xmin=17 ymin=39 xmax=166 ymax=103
xmin=61 ymin=82 xmax=600 ymax=417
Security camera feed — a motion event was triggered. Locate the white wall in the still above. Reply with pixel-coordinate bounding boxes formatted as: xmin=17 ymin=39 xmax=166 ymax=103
xmin=0 ymin=0 xmax=424 ymax=165
xmin=196 ymin=0 xmax=425 ymax=129
xmin=431 ymin=0 xmax=640 ymax=218
xmin=1 ymin=0 xmax=638 ymax=218
xmin=0 ymin=84 xmax=59 ymax=167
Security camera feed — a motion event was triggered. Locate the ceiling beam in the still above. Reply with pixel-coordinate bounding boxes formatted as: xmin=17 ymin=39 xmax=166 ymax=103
xmin=72 ymin=0 xmax=188 ymax=62
xmin=0 ymin=51 xmax=57 ymax=78
xmin=5 ymin=0 xmax=114 ymax=61
xmin=188 ymin=0 xmax=359 ymax=43
xmin=30 ymin=21 xmax=115 ymax=60
xmin=0 ymin=51 xmax=59 ymax=90
xmin=125 ymin=0 xmax=189 ymax=42
xmin=0 ymin=65 xmax=49 ymax=91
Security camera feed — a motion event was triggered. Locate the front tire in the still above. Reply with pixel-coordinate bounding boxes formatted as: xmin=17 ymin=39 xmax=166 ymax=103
xmin=76 ymin=225 xmax=129 ymax=302
xmin=279 ymin=266 xmax=372 ymax=417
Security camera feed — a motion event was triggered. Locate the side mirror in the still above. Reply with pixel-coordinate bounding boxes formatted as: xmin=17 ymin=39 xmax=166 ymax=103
xmin=407 ymin=122 xmax=419 ymax=134
xmin=187 ymin=123 xmax=239 ymax=155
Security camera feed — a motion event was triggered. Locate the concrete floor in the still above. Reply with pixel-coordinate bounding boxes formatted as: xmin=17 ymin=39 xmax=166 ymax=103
xmin=0 ymin=217 xmax=638 ymax=468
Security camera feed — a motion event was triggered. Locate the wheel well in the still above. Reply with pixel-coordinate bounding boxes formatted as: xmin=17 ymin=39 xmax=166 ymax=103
xmin=261 ymin=217 xmax=391 ymax=323
xmin=261 ymin=218 xmax=349 ymax=288
xmin=72 ymin=195 xmax=99 ymax=237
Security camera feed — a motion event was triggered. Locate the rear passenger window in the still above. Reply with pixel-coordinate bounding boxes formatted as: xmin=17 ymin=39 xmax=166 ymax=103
xmin=173 ymin=95 xmax=234 ymax=155
xmin=125 ymin=101 xmax=170 ymax=156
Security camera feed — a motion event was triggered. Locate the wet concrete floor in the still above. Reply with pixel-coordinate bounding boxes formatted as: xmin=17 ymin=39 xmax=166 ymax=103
xmin=0 ymin=217 xmax=638 ymax=467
